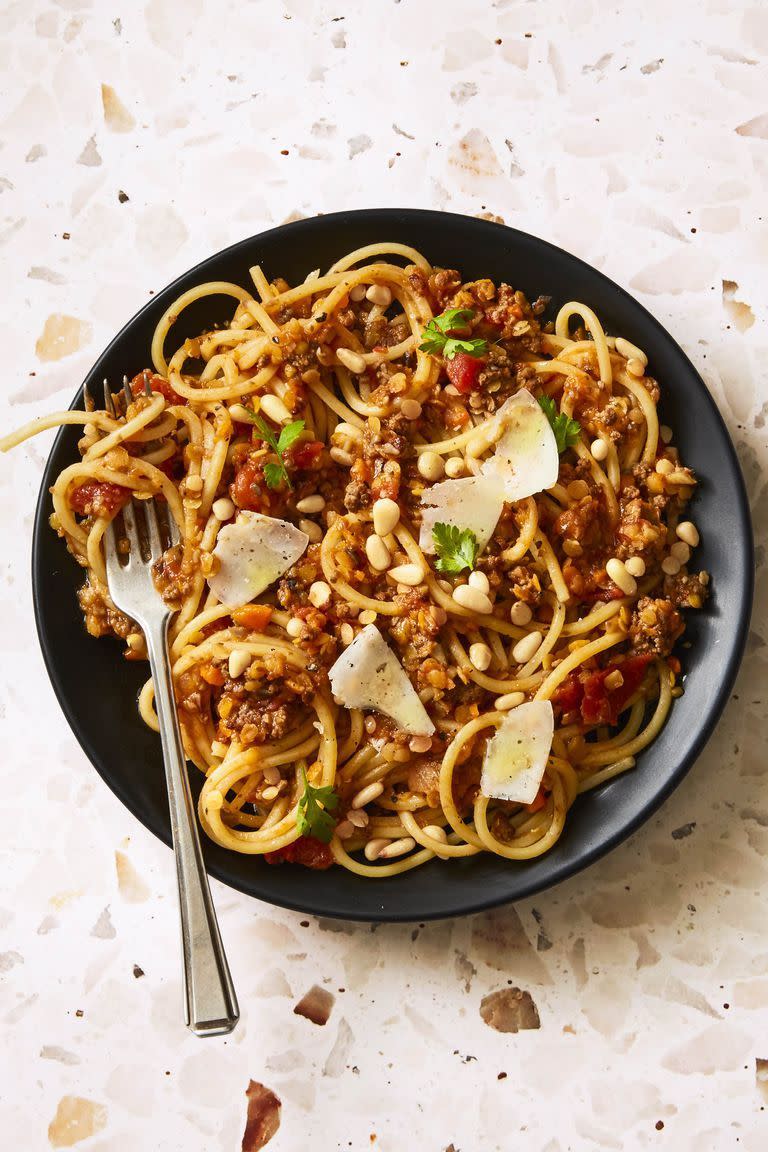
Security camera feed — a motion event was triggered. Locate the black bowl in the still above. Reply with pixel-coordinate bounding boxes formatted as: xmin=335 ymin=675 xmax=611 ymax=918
xmin=32 ymin=209 xmax=753 ymax=921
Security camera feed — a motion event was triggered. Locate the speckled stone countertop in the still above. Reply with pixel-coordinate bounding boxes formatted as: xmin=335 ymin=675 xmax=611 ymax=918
xmin=1 ymin=3 xmax=766 ymax=1150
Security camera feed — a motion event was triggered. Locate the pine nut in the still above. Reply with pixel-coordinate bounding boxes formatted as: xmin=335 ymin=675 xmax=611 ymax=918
xmin=660 ymin=424 xmax=673 ymax=444
xmin=468 ymin=570 xmax=490 ymax=595
xmin=351 ymin=781 xmax=384 ymax=809
xmin=212 ymin=496 xmax=235 ymax=520
xmin=496 ymin=691 xmax=525 ymax=711
xmin=452 ymin=585 xmax=493 ymax=614
xmin=373 ymin=497 xmax=400 ymax=536
xmin=330 ymin=446 xmax=354 ymax=467
xmin=604 ymin=669 xmax=624 ymax=691
xmin=228 ymin=648 xmax=251 ymax=678
xmin=366 ymin=284 xmax=392 ymax=307
xmin=366 ymin=534 xmax=391 ymax=570
xmin=126 ymin=632 xmax=143 ymax=651
xmin=656 ymin=457 xmax=674 ymax=475
xmin=359 ymin=609 xmax=378 ymax=626
xmin=676 ymin=521 xmax=699 ymax=547
xmin=286 ymin=618 xmax=304 ymax=638
xmin=347 ymin=809 xmax=369 ymax=828
xmin=662 ymin=555 xmax=681 ymax=576
xmin=339 ymin=622 xmax=355 ymax=646
xmin=510 ymin=601 xmax=533 ymax=626
xmin=422 ymin=825 xmax=448 ymax=844
xmin=606 ymin=557 xmax=637 ymax=595
xmin=296 ymin=494 xmax=326 ymax=514
xmin=260 ymin=393 xmax=292 ymax=424
xmin=388 ymin=563 xmax=425 ymax=586
xmin=512 ymin=631 xmax=543 ymax=664
xmin=400 ymin=398 xmax=422 ymax=421
xmin=262 ymin=785 xmax=281 ymax=801
xmin=229 ymin=402 xmax=257 ymax=423
xmin=562 ymin=539 xmax=583 ymax=558
xmin=335 ymin=819 xmax=355 ymax=840
xmin=590 ymin=438 xmax=609 ymax=462
xmin=364 ymin=838 xmax=389 ymax=861
xmin=469 ymin=642 xmax=492 ymax=671
xmin=671 ymin=541 xmax=690 ymax=563
xmin=349 ymin=284 xmax=367 ymax=302
xmin=409 ymin=734 xmax=432 ymax=753
xmin=699 ymin=570 xmax=710 ymax=586
xmin=336 ymin=347 xmax=367 ymax=374
xmin=444 ymin=457 xmax=466 ymax=478
xmin=615 ymin=337 xmax=647 ymax=367
xmin=377 ymin=836 xmax=415 ymax=859
xmin=624 ymin=556 xmax=646 ymax=578
xmin=418 ymin=451 xmax=445 ymax=482
xmin=626 ymin=358 xmax=645 ymax=378
xmin=364 ymin=715 xmax=378 ymax=734
xmin=299 ymin=518 xmax=323 ymax=543
xmin=309 ymin=580 xmax=331 ymax=609
xmin=262 ymin=765 xmax=281 ymax=785
xmin=185 ymin=474 xmax=203 ymax=493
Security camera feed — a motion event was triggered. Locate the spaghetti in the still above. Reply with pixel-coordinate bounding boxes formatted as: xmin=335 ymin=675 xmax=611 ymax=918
xmin=1 ymin=243 xmax=708 ymax=875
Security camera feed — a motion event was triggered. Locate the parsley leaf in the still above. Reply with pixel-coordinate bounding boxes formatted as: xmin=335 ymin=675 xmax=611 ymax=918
xmin=432 ymin=522 xmax=479 ymax=574
xmin=296 ymin=768 xmax=340 ymax=843
xmin=538 ymin=395 xmax=581 ymax=454
xmin=251 ymin=414 xmax=306 ymax=489
xmin=419 ymin=308 xmax=489 ymax=361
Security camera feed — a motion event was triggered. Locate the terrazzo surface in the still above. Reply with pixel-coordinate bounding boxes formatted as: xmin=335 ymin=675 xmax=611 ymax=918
xmin=0 ymin=2 xmax=766 ymax=1149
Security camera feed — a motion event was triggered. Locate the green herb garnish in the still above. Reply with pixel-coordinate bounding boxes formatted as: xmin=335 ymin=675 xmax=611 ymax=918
xmin=538 ymin=395 xmax=581 ymax=453
xmin=296 ymin=768 xmax=339 ymax=843
xmin=249 ymin=413 xmax=305 ymax=489
xmin=419 ymin=308 xmax=488 ymax=360
xmin=432 ymin=522 xmax=479 ymax=574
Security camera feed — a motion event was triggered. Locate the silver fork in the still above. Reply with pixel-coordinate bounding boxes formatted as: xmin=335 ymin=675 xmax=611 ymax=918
xmin=98 ymin=375 xmax=239 ymax=1037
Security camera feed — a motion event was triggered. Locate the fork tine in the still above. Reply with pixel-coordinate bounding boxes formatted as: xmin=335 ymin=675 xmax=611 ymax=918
xmin=143 ymin=370 xmax=153 ymax=398
xmin=167 ymin=511 xmax=181 ymax=547
xmin=144 ymin=498 xmax=164 ymax=560
xmin=122 ymin=497 xmax=142 ymax=559
xmin=83 ymin=381 xmax=95 ymax=412
xmin=103 ymin=378 xmax=116 ymax=417
xmin=122 ymin=374 xmax=133 ymax=408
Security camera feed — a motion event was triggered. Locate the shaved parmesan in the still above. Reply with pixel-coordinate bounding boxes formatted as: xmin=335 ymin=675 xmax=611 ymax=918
xmin=419 ymin=475 xmax=505 ymax=554
xmin=208 ymin=511 xmax=308 ymax=608
xmin=481 ymin=700 xmax=554 ymax=804
xmin=328 ymin=624 xmax=435 ymax=737
xmin=481 ymin=389 xmax=559 ymax=501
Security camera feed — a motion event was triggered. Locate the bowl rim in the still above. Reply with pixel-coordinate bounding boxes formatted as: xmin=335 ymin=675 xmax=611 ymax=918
xmin=30 ymin=208 xmax=755 ymax=921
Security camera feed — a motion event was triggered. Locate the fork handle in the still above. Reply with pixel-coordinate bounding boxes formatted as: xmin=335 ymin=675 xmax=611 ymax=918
xmin=145 ymin=616 xmax=239 ymax=1037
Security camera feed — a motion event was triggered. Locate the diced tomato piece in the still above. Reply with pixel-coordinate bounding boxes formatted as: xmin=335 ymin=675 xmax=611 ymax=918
xmin=200 ymin=664 xmax=225 ymax=687
xmin=69 ymin=480 xmax=130 ymax=517
xmin=264 ymin=836 xmax=334 ymax=870
xmin=603 ymin=655 xmax=653 ymax=721
xmin=231 ymin=456 xmax=271 ymax=512
xmin=551 ymin=676 xmax=583 ymax=713
xmin=232 ymin=605 xmax=273 ymax=631
xmin=130 ymin=370 xmax=186 ymax=406
xmin=289 ymin=440 xmax=324 ymax=470
xmin=553 ymin=654 xmax=653 ymax=727
xmin=445 ymin=352 xmax=484 ymax=394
